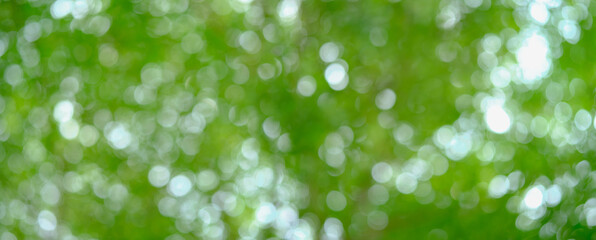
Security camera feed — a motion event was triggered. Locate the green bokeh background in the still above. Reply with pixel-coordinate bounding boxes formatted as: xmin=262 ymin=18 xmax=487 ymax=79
xmin=1 ymin=0 xmax=596 ymax=239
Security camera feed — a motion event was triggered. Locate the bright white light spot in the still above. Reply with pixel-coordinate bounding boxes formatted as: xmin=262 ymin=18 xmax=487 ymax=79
xmin=53 ymin=100 xmax=74 ymax=123
xmin=404 ymin=158 xmax=432 ymax=181
xmin=558 ymin=20 xmax=580 ymax=44
xmin=325 ymin=148 xmax=345 ymax=168
xmin=148 ymin=165 xmax=170 ymax=187
xmin=437 ymin=5 xmax=460 ymax=29
xmin=324 ymin=63 xmax=348 ymax=91
xmin=278 ymin=0 xmax=300 ymax=23
xmin=257 ymin=63 xmax=276 ymax=80
xmin=326 ymin=191 xmax=347 ymax=211
xmin=286 ymin=220 xmax=314 ymax=239
xmin=488 ymin=175 xmax=510 ymax=198
xmin=445 ymin=132 xmax=473 ymax=160
xmin=4 ymin=64 xmax=24 ymax=86
xmin=485 ymin=104 xmax=511 ymax=134
xmin=587 ymin=208 xmax=596 ymax=227
xmin=323 ymin=218 xmax=344 ymax=239
xmin=78 ymin=125 xmax=99 ymax=147
xmin=477 ymin=52 xmax=498 ymax=71
xmin=375 ymin=89 xmax=396 ymax=110
xmin=395 ymin=173 xmax=417 ymax=194
xmin=197 ymin=206 xmax=220 ymax=224
xmin=239 ymin=31 xmax=261 ymax=54
xmin=507 ymin=171 xmax=524 ymax=192
xmin=263 ymin=117 xmax=281 ymax=139
xmin=529 ymin=2 xmax=549 ymax=25
xmin=41 ymin=183 xmax=61 ymax=205
xmin=168 ymin=175 xmax=192 ymax=197
xmin=319 ymin=42 xmax=339 ymax=63
xmin=277 ymin=133 xmax=292 ymax=152
xmin=197 ymin=169 xmax=219 ymax=192
xmin=324 ymin=64 xmax=345 ymax=83
xmin=24 ymin=22 xmax=41 ymax=42
xmin=276 ymin=205 xmax=298 ymax=229
xmin=541 ymin=0 xmax=561 ymax=8
xmin=50 ymin=0 xmax=73 ymax=19
xmin=516 ymin=33 xmax=550 ymax=84
xmin=105 ymin=123 xmax=132 ymax=149
xmin=490 ymin=67 xmax=511 ymax=88
xmin=59 ymin=119 xmax=79 ymax=140
xmin=545 ymin=185 xmax=562 ymax=207
xmin=241 ymin=138 xmax=260 ymax=161
xmin=256 ymin=202 xmax=277 ymax=224
xmin=574 ymin=109 xmax=592 ymax=131
xmin=71 ymin=0 xmax=89 ymax=19
xmin=37 ymin=210 xmax=57 ymax=231
xmin=297 ymin=75 xmax=317 ymax=97
xmin=371 ymin=162 xmax=393 ymax=183
xmin=393 ymin=124 xmax=414 ymax=144
xmin=87 ymin=15 xmax=111 ymax=36
xmin=482 ymin=34 xmax=502 ymax=54
xmin=255 ymin=167 xmax=274 ymax=188
xmin=434 ymin=126 xmax=455 ymax=148
xmin=464 ymin=0 xmax=482 ymax=8
xmin=523 ymin=186 xmax=544 ymax=209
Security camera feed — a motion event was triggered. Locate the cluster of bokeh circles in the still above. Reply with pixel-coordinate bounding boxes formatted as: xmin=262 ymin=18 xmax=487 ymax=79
xmin=1 ymin=0 xmax=596 ymax=239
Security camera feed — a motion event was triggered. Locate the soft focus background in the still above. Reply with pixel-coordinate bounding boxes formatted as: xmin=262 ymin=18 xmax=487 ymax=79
xmin=0 ymin=0 xmax=595 ymax=239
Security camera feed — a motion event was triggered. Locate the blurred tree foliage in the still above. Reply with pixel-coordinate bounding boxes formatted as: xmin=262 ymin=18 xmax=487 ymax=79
xmin=1 ymin=0 xmax=596 ymax=239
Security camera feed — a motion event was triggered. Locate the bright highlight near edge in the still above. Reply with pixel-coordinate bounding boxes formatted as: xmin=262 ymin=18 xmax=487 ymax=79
xmin=516 ymin=33 xmax=551 ymax=83
xmin=484 ymin=104 xmax=511 ymax=134
xmin=524 ymin=186 xmax=544 ymax=209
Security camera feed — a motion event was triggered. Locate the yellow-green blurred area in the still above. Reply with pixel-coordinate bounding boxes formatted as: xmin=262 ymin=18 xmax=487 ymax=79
xmin=1 ymin=0 xmax=596 ymax=239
